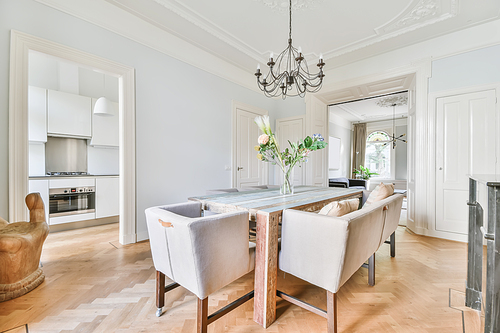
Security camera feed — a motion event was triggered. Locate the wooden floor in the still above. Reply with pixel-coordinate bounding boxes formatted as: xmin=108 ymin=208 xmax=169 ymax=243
xmin=0 ymin=223 xmax=477 ymax=332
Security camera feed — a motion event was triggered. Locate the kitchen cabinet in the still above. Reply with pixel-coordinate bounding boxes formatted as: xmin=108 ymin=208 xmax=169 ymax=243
xmin=47 ymin=90 xmax=92 ymax=138
xmin=28 ymin=86 xmax=47 ymax=142
xmin=90 ymin=98 xmax=119 ymax=147
xmin=28 ymin=179 xmax=49 ymax=224
xmin=95 ymin=177 xmax=119 ymax=218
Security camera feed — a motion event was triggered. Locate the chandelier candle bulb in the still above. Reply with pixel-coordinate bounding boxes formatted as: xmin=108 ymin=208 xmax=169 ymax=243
xmin=270 ymin=52 xmax=274 ymax=60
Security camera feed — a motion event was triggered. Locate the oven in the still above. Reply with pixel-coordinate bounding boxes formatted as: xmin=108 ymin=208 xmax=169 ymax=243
xmin=49 ymin=187 xmax=95 ymax=217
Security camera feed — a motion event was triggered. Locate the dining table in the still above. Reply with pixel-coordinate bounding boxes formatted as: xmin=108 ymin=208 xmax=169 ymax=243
xmin=189 ymin=185 xmax=363 ymax=328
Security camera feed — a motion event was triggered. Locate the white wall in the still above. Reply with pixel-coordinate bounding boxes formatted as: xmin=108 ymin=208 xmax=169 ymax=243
xmin=429 ymin=44 xmax=500 ymax=93
xmin=0 ymin=0 xmax=305 ymax=238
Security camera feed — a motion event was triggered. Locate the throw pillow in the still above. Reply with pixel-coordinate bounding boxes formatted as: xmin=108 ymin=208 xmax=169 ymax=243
xmin=363 ymin=183 xmax=395 ymax=207
xmin=318 ymin=198 xmax=360 ymax=217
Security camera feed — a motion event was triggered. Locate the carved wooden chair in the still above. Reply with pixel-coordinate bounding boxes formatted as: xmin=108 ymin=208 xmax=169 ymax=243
xmin=0 ymin=193 xmax=49 ymax=302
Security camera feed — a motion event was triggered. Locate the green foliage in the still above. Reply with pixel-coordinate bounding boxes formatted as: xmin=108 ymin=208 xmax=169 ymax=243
xmin=353 ymin=165 xmax=379 ymax=180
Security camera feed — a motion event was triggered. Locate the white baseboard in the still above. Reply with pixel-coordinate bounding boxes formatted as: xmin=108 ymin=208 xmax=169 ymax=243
xmin=136 ymin=231 xmax=150 ymax=242
xmin=120 ymin=233 xmax=136 ymax=245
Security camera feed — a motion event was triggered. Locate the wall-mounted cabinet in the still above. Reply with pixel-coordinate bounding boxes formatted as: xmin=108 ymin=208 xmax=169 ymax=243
xmin=47 ymin=90 xmax=91 ymax=138
xmin=28 ymin=86 xmax=47 ymax=142
xmin=90 ymin=98 xmax=119 ymax=147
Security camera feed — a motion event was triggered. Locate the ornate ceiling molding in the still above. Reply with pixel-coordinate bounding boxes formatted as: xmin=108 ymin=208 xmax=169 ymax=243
xmin=151 ymin=0 xmax=265 ymax=64
xmin=252 ymin=0 xmax=324 ymax=14
xmin=375 ymin=0 xmax=458 ymax=35
xmin=130 ymin=0 xmax=462 ymax=66
xmin=318 ymin=0 xmax=459 ymax=60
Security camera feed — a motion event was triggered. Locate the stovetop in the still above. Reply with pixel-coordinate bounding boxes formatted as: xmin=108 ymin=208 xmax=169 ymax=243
xmin=46 ymin=172 xmax=92 ymax=176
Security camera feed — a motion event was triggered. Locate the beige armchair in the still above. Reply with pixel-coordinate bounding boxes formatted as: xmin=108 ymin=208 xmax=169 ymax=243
xmin=0 ymin=193 xmax=49 ymax=302
xmin=145 ymin=201 xmax=255 ymax=333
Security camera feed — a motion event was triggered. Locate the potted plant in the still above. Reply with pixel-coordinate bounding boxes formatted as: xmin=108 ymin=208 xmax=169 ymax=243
xmin=353 ymin=165 xmax=378 ymax=189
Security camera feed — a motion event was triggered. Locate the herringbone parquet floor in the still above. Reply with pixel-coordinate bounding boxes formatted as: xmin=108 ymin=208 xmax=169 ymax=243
xmin=0 ymin=223 xmax=476 ymax=332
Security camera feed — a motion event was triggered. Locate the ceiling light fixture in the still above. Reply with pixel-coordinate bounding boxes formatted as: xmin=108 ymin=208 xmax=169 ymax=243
xmin=376 ymin=94 xmax=408 ymax=149
xmin=93 ymin=74 xmax=114 ymax=117
xmin=255 ymin=0 xmax=325 ymax=99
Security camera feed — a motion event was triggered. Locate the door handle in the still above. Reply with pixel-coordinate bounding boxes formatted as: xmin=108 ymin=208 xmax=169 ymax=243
xmin=237 ymin=166 xmax=244 ymax=171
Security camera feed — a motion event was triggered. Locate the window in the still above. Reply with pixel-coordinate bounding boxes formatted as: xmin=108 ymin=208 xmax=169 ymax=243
xmin=365 ymin=131 xmax=391 ymax=179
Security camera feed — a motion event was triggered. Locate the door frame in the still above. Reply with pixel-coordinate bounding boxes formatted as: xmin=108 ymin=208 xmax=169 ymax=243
xmin=231 ymin=101 xmax=269 ymax=187
xmin=9 ymin=30 xmax=137 ymax=245
xmin=428 ymin=83 xmax=500 ymax=242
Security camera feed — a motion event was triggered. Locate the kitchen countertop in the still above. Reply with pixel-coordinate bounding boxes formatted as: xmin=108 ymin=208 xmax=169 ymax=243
xmin=29 ymin=174 xmax=119 ymax=179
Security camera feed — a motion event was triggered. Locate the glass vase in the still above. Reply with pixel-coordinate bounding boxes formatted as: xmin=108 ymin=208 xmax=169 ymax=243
xmin=279 ymin=165 xmax=294 ymax=195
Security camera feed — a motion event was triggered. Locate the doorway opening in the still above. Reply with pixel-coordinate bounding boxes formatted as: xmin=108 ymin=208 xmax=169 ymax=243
xmin=9 ymin=30 xmax=137 ymax=244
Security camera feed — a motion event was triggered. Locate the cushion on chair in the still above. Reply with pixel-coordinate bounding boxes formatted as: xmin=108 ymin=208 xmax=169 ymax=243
xmin=363 ymin=183 xmax=394 ymax=207
xmin=318 ymin=199 xmax=359 ymax=217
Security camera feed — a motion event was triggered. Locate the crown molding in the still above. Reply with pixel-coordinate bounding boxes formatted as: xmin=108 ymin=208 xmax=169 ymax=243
xmin=35 ymin=0 xmax=260 ymax=92
xmin=323 ymin=0 xmax=459 ymax=60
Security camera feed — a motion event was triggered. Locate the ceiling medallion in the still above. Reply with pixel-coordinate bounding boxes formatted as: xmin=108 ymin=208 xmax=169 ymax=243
xmin=253 ymin=0 xmax=324 ymax=13
xmin=375 ymin=94 xmax=408 ymax=108
xmin=254 ymin=0 xmax=325 ymax=99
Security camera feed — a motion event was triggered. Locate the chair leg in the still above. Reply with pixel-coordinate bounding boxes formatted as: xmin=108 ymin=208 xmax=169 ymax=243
xmin=326 ymin=291 xmax=337 ymax=333
xmin=197 ymin=297 xmax=208 ymax=333
xmin=156 ymin=270 xmax=165 ymax=317
xmin=390 ymin=232 xmax=396 ymax=257
xmin=368 ymin=253 xmax=375 ymax=286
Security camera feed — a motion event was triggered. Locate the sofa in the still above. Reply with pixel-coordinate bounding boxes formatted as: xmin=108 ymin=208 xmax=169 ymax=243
xmin=277 ymin=191 xmax=404 ymax=332
xmin=329 ymin=177 xmax=368 ymax=190
xmin=279 ymin=191 xmax=404 ymax=288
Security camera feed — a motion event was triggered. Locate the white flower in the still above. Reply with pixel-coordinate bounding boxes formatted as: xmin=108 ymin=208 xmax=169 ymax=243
xmin=255 ymin=115 xmax=272 ymax=135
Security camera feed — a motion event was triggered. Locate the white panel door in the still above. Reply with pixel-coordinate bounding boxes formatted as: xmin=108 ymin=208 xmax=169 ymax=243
xmin=407 ymin=75 xmax=416 ymax=228
xmin=436 ymin=90 xmax=496 ymax=234
xmin=236 ymin=108 xmax=265 ymax=187
xmin=276 ymin=116 xmax=305 ymax=186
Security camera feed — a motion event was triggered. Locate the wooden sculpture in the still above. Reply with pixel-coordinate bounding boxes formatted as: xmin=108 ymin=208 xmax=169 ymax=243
xmin=0 ymin=193 xmax=49 ymax=302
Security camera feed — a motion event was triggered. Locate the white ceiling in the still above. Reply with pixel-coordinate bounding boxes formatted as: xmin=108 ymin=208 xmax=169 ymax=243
xmin=330 ymin=91 xmax=409 ymax=123
xmin=104 ymin=0 xmax=500 ymax=72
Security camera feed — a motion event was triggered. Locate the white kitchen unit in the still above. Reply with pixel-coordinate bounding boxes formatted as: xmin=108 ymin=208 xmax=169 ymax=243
xmin=47 ymin=89 xmax=92 ymax=138
xmin=28 ymin=86 xmax=47 ymax=142
xmin=90 ymin=98 xmax=119 ymax=147
xmin=95 ymin=176 xmax=119 ymax=218
xmin=28 ymin=179 xmax=49 ymax=223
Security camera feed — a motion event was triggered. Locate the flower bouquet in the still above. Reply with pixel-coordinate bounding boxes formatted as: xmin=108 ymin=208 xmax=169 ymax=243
xmin=254 ymin=115 xmax=327 ymax=195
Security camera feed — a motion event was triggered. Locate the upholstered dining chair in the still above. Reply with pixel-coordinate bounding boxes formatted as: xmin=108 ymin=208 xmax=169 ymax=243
xmin=145 ymin=202 xmax=255 ymax=333
xmin=277 ymin=202 xmax=387 ymax=332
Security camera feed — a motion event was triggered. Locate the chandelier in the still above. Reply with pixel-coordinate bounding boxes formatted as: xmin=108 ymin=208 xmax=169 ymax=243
xmin=375 ymin=94 xmax=408 ymax=149
xmin=254 ymin=0 xmax=325 ymax=99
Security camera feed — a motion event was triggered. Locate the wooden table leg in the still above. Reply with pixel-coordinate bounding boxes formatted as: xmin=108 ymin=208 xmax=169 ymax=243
xmin=253 ymin=211 xmax=279 ymax=328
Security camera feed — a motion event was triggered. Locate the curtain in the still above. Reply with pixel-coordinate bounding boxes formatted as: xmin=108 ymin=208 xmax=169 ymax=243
xmin=352 ymin=123 xmax=367 ymax=178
